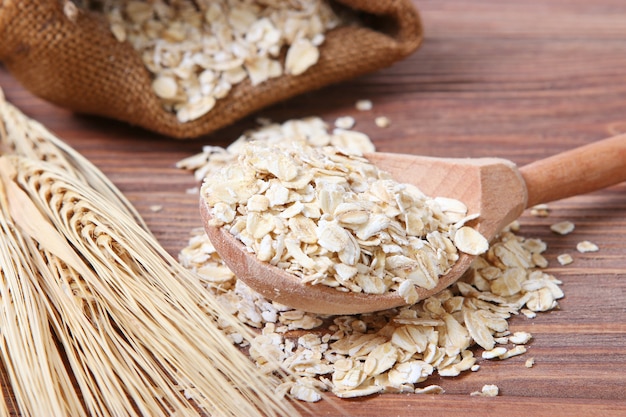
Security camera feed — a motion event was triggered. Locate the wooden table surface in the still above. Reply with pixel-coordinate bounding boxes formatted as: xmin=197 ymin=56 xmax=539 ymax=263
xmin=2 ymin=0 xmax=626 ymax=416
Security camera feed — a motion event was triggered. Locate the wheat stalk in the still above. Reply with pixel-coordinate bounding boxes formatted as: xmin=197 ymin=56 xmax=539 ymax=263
xmin=0 ymin=89 xmax=301 ymax=416
xmin=0 ymin=182 xmax=88 ymax=417
xmin=0 ymin=88 xmax=146 ymax=229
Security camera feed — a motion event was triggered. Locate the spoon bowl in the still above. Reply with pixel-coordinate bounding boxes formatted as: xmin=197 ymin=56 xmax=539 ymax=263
xmin=201 ymin=135 xmax=626 ymax=315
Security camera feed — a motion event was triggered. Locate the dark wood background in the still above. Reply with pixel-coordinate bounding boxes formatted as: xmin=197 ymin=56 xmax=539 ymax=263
xmin=1 ymin=0 xmax=625 ymax=415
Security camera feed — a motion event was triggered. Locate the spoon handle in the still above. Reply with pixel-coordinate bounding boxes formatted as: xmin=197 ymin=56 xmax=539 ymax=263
xmin=519 ymin=134 xmax=626 ymax=208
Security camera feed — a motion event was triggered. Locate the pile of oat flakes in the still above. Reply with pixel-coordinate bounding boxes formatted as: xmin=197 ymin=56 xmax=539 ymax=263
xmin=201 ymin=135 xmax=490 ymax=302
xmin=177 ymin=116 xmax=565 ymax=402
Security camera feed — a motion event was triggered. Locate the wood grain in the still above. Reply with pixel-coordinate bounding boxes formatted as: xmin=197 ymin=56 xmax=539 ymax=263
xmin=520 ymin=134 xmax=626 ymax=207
xmin=1 ymin=0 xmax=626 ymax=415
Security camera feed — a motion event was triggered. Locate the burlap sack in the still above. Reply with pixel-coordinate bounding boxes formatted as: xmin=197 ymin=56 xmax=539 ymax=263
xmin=0 ymin=0 xmax=422 ymax=139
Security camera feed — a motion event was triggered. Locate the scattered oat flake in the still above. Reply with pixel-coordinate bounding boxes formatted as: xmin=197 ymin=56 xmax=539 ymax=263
xmin=290 ymin=382 xmax=322 ymax=402
xmin=415 ymin=385 xmax=445 ymax=395
xmin=525 ymin=357 xmax=535 ymax=368
xmin=471 ymin=384 xmax=499 ymax=397
xmin=152 ymin=75 xmax=178 ymax=99
xmin=508 ymin=220 xmax=521 ymax=232
xmin=576 ymin=240 xmax=599 ymax=253
xmin=334 ymin=116 xmax=355 ymax=130
xmin=63 ymin=0 xmax=79 ymax=22
xmin=550 ymin=220 xmax=575 ymax=235
xmin=499 ymin=345 xmax=527 ymax=359
xmin=530 ymin=204 xmax=550 ymax=217
xmin=454 ymin=226 xmax=489 ymax=255
xmin=355 ymin=99 xmax=373 ymax=111
xmin=374 ymin=116 xmax=390 ymax=128
xmin=149 ymin=205 xmax=163 ymax=212
xmin=508 ymin=331 xmax=532 ymax=345
xmin=557 ymin=253 xmax=573 ymax=265
xmin=285 ymin=38 xmax=320 ymax=76
xmin=481 ymin=347 xmax=507 ymax=359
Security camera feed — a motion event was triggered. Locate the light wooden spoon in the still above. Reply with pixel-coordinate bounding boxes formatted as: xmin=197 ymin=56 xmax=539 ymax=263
xmin=200 ymin=135 xmax=626 ymax=315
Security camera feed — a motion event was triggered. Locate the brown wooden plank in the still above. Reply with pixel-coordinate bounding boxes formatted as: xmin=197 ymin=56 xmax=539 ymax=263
xmin=1 ymin=0 xmax=626 ymax=415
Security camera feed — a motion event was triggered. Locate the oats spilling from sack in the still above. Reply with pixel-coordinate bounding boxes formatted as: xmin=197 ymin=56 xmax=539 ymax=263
xmin=178 ymin=117 xmax=565 ymax=402
xmin=94 ymin=0 xmax=345 ymax=122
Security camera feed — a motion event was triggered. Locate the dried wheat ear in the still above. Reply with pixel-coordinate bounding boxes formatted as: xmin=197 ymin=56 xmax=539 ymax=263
xmin=0 ymin=89 xmax=301 ymax=417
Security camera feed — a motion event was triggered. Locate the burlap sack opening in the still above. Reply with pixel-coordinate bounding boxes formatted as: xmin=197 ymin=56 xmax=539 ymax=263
xmin=0 ymin=0 xmax=423 ymax=139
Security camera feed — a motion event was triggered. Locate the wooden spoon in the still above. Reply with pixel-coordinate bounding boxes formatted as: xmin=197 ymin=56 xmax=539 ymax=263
xmin=200 ymin=135 xmax=626 ymax=315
